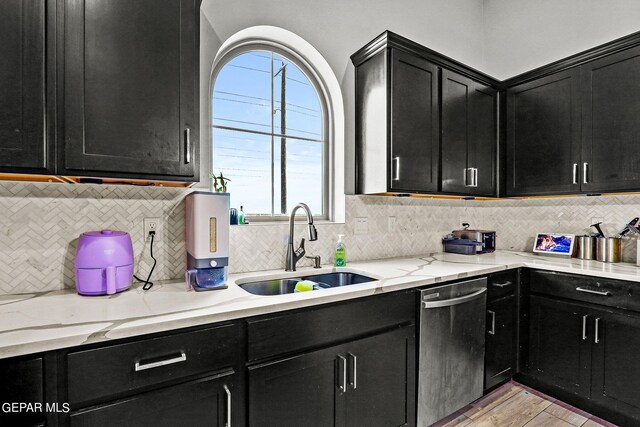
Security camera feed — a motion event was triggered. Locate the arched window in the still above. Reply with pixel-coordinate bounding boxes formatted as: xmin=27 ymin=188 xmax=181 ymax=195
xmin=212 ymin=48 xmax=327 ymax=219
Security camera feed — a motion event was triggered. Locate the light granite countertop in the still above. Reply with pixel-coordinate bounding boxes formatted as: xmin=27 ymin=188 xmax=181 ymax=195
xmin=3 ymin=250 xmax=640 ymax=360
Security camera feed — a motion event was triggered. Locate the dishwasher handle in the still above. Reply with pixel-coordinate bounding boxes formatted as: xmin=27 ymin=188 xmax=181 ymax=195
xmin=422 ymin=288 xmax=486 ymax=309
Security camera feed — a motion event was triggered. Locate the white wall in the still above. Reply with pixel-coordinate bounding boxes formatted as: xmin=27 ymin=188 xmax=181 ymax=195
xmin=199 ymin=0 xmax=486 ymax=192
xmin=199 ymin=1 xmax=640 ymax=184
xmin=483 ymin=0 xmax=640 ymax=79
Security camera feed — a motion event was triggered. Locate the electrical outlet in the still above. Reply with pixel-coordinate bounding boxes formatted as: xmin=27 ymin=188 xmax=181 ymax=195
xmin=388 ymin=216 xmax=397 ymax=232
xmin=354 ymin=217 xmax=369 ymax=235
xmin=144 ymin=217 xmax=160 ymax=237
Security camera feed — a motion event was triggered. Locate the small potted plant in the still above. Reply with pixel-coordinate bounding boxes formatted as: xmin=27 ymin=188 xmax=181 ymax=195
xmin=210 ymin=172 xmax=231 ymax=193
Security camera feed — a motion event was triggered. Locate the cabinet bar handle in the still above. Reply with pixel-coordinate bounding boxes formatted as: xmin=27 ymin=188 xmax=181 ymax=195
xmin=491 ymin=281 xmax=512 ymax=288
xmin=185 ymin=128 xmax=191 ymax=164
xmin=224 ymin=384 xmax=231 ymax=427
xmin=473 ymin=168 xmax=478 ymax=187
xmin=583 ymin=162 xmax=589 ymax=184
xmin=134 ymin=351 xmax=186 ymax=371
xmin=582 ymin=314 xmax=588 ymax=340
xmin=393 ymin=157 xmax=400 ymax=181
xmin=572 ymin=163 xmax=578 ymax=184
xmin=488 ymin=310 xmax=496 ymax=335
xmin=337 ymin=355 xmax=347 ymax=392
xmin=348 ymin=353 xmax=357 ymax=389
xmin=595 ymin=317 xmax=601 ymax=344
xmin=464 ymin=168 xmax=469 ymax=187
xmin=576 ymin=287 xmax=611 ymax=296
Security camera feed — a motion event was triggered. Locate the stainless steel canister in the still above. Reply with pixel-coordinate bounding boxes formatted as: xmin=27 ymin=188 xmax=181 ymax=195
xmin=576 ymin=235 xmax=597 ymax=260
xmin=596 ymin=237 xmax=622 ymax=263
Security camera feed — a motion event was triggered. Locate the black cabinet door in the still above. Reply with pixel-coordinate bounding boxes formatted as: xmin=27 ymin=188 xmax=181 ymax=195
xmin=69 ymin=374 xmax=233 ymax=427
xmin=506 ymin=69 xmax=581 ymax=196
xmin=442 ymin=70 xmax=497 ymax=196
xmin=389 ymin=49 xmax=439 ymax=193
xmin=61 ymin=0 xmax=197 ymax=180
xmin=485 ymin=295 xmax=516 ymax=390
xmin=581 ymin=46 xmax=640 ymax=193
xmin=345 ymin=326 xmax=415 ymax=427
xmin=528 ymin=295 xmax=591 ymax=397
xmin=591 ymin=310 xmax=640 ymax=422
xmin=0 ymin=0 xmax=50 ymax=173
xmin=248 ymin=344 xmax=343 ymax=427
xmin=0 ymin=357 xmax=44 ymax=426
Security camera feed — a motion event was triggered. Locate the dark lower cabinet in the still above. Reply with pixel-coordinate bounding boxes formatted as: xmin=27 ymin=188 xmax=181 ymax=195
xmin=591 ymin=310 xmax=640 ymax=421
xmin=0 ymin=357 xmax=45 ymax=427
xmin=528 ymin=295 xmax=592 ymax=398
xmin=0 ymin=0 xmax=51 ymax=173
xmin=60 ymin=0 xmax=198 ymax=180
xmin=506 ymin=69 xmax=581 ymax=196
xmin=581 ymin=45 xmax=640 ymax=193
xmin=441 ymin=70 xmax=497 ymax=196
xmin=69 ymin=374 xmax=234 ymax=427
xmin=485 ymin=294 xmax=516 ymax=390
xmin=248 ymin=326 xmax=415 ymax=427
xmin=248 ymin=342 xmax=341 ymax=427
xmin=522 ymin=270 xmax=640 ymax=426
xmin=344 ymin=328 xmax=414 ymax=427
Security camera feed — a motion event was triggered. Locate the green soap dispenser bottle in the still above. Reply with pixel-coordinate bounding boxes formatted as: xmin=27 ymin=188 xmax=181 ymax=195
xmin=238 ymin=206 xmax=245 ymax=225
xmin=335 ymin=234 xmax=346 ymax=267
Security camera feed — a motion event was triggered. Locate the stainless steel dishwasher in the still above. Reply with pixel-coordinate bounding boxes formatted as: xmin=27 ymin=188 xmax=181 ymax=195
xmin=417 ymin=277 xmax=487 ymax=426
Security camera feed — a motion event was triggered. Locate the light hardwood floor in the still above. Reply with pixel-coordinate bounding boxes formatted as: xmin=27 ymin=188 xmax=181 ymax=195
xmin=432 ymin=381 xmax=619 ymax=427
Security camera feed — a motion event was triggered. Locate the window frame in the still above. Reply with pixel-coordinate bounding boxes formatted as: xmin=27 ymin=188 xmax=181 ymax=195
xmin=210 ymin=44 xmax=331 ymax=222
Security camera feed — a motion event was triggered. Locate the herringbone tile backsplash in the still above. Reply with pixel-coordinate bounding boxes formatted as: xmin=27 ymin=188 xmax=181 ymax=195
xmin=2 ymin=180 xmax=640 ymax=295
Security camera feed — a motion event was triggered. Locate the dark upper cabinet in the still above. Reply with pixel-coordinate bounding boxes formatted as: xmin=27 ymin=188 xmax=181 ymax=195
xmin=389 ymin=49 xmax=440 ymax=193
xmin=60 ymin=0 xmax=198 ymax=181
xmin=352 ymin=32 xmax=498 ymax=197
xmin=506 ymin=69 xmax=581 ymax=196
xmin=528 ymin=295 xmax=592 ymax=398
xmin=442 ymin=70 xmax=497 ymax=196
xmin=0 ymin=0 xmax=52 ymax=173
xmin=581 ymin=45 xmax=640 ymax=193
xmin=591 ymin=310 xmax=640 ymax=421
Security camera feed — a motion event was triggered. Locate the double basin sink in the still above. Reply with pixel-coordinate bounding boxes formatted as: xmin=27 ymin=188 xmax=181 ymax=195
xmin=238 ymin=271 xmax=376 ymax=296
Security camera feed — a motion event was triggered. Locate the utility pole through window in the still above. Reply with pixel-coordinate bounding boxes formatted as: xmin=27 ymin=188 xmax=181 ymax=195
xmin=275 ymin=62 xmax=287 ymax=214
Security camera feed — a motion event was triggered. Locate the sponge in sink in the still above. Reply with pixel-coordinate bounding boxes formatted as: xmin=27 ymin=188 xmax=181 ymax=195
xmin=294 ymin=280 xmax=317 ymax=292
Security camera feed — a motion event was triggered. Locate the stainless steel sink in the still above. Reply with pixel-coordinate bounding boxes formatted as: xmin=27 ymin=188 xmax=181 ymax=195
xmin=238 ymin=272 xmax=376 ymax=296
xmin=301 ymin=272 xmax=374 ymax=287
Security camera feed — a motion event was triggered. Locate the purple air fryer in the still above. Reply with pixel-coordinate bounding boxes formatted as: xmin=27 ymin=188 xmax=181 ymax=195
xmin=75 ymin=230 xmax=134 ymax=296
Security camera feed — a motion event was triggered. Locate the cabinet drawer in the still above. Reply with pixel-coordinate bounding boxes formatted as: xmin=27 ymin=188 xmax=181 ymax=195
xmin=530 ymin=270 xmax=640 ymax=312
xmin=69 ymin=374 xmax=232 ymax=427
xmin=487 ymin=269 xmax=517 ymax=300
xmin=247 ymin=290 xmax=415 ymax=362
xmin=67 ymin=323 xmax=240 ymax=406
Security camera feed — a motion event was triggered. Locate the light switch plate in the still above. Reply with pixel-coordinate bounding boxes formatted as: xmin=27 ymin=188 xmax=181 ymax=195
xmin=355 ymin=217 xmax=369 ymax=235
